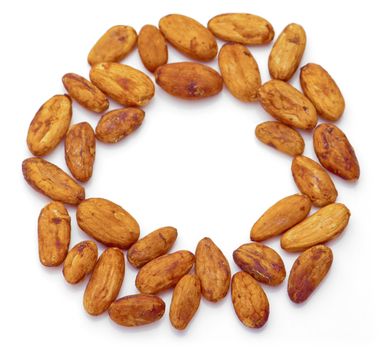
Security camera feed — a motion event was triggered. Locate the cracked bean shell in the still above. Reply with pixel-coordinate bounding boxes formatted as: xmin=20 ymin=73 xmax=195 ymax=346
xmin=288 ymin=245 xmax=333 ymax=303
xmin=255 ymin=121 xmax=305 ymax=156
xmin=208 ymin=13 xmax=274 ymax=45
xmin=63 ymin=240 xmax=98 ymax=284
xmin=27 ymin=95 xmax=72 ymax=156
xmin=231 ymin=272 xmax=269 ymax=328
xmin=155 ymin=62 xmax=223 ymax=99
xmin=83 ymin=248 xmax=125 ymax=315
xmin=62 ymin=73 xmax=109 ymax=113
xmin=128 ymin=226 xmax=177 ymax=268
xmin=258 ymin=80 xmax=317 ymax=129
xmin=88 ymin=25 xmax=137 ymax=65
xmin=38 ymin=201 xmax=71 ymax=267
xmin=195 ymin=237 xmax=231 ymax=302
xmin=233 ymin=242 xmax=286 ymax=286
xmin=268 ymin=23 xmax=306 ymax=81
xmin=76 ymin=198 xmax=140 ymax=249
xmin=313 ymin=123 xmax=360 ymax=181
xmin=218 ymin=42 xmax=261 ymax=102
xmin=159 ymin=14 xmax=217 ymax=61
xmin=251 ymin=194 xmax=312 ymax=241
xmin=22 ymin=157 xmax=85 ymax=205
xmin=300 ymin=63 xmax=345 ymax=121
xmin=95 ymin=108 xmax=145 ymax=143
xmin=90 ymin=62 xmax=155 ymax=107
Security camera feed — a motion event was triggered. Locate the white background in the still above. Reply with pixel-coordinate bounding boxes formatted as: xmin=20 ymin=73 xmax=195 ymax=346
xmin=1 ymin=0 xmax=382 ymax=348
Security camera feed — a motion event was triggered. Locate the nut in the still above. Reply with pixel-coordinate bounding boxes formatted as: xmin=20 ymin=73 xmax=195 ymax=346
xmin=76 ymin=198 xmax=140 ymax=249
xmin=155 ymin=62 xmax=223 ymax=99
xmin=292 ymin=155 xmax=338 ymax=207
xmin=251 ymin=194 xmax=312 ymax=241
xmin=218 ymin=42 xmax=261 ymax=102
xmin=300 ymin=63 xmax=345 ymax=121
xmin=233 ymin=242 xmax=286 ymax=286
xmin=313 ymin=123 xmax=360 ymax=181
xmin=22 ymin=157 xmax=85 ymax=205
xmin=62 ymin=73 xmax=109 ymax=113
xmin=159 ymin=14 xmax=217 ymax=61
xmin=255 ymin=121 xmax=305 ymax=156
xmin=127 ymin=226 xmax=177 ymax=268
xmin=281 ymin=203 xmax=350 ymax=252
xmin=88 ymin=25 xmax=137 ymax=65
xmin=38 ymin=201 xmax=71 ymax=267
xmin=208 ymin=13 xmax=274 ymax=45
xmin=95 ymin=108 xmax=145 ymax=144
xmin=258 ymin=80 xmax=317 ymax=129
xmin=231 ymin=272 xmax=269 ymax=328
xmin=288 ymin=245 xmax=333 ymax=303
xmin=90 ymin=62 xmax=155 ymax=107
xmin=170 ymin=274 xmax=201 ymax=330
xmin=195 ymin=237 xmax=231 ymax=302
xmin=108 ymin=294 xmax=165 ymax=327
xmin=63 ymin=240 xmax=98 ymax=284
xmin=135 ymin=250 xmax=195 ymax=294
xmin=138 ymin=25 xmax=168 ymax=72
xmin=83 ymin=247 xmax=125 ymax=315
xmin=268 ymin=23 xmax=306 ymax=81
xmin=27 ymin=95 xmax=72 ymax=156
xmin=65 ymin=122 xmax=96 ymax=182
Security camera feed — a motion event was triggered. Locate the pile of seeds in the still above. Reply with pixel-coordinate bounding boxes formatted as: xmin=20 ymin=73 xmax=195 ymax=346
xmin=22 ymin=13 xmax=359 ymax=330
